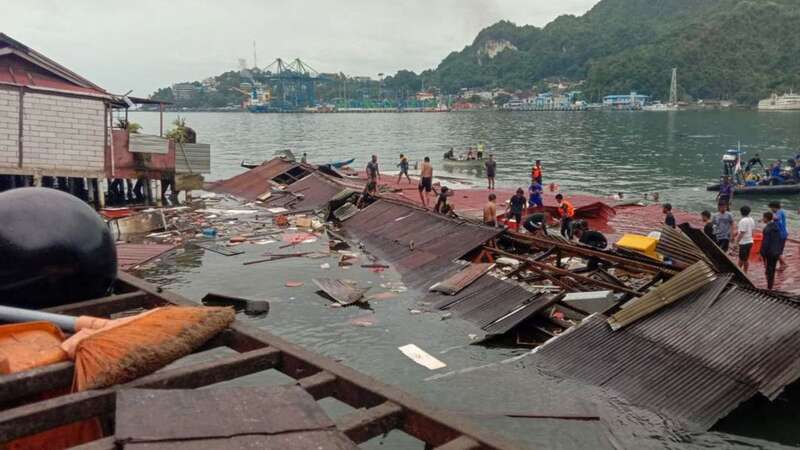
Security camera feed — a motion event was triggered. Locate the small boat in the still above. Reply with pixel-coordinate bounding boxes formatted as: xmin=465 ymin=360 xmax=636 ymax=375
xmin=329 ymin=158 xmax=354 ymax=168
xmin=706 ymin=145 xmax=800 ymax=196
xmin=706 ymin=183 xmax=800 ymax=196
xmin=241 ymin=160 xmax=261 ymax=169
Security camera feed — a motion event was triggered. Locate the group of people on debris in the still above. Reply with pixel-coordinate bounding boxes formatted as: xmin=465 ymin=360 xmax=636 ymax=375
xmin=663 ymin=197 xmax=790 ymax=291
xmin=361 ymin=153 xmax=791 ymax=291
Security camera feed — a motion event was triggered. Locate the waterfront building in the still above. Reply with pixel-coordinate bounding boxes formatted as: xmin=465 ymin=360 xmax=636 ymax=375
xmin=171 ymin=82 xmax=198 ymax=101
xmin=603 ymin=92 xmax=649 ymax=109
xmin=0 ymin=33 xmax=209 ymax=205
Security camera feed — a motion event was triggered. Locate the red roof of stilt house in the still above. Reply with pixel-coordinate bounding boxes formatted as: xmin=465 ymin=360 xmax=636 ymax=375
xmin=0 ymin=33 xmax=111 ymax=99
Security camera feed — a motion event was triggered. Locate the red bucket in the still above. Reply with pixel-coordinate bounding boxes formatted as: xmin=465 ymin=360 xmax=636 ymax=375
xmin=750 ymin=232 xmax=763 ymax=259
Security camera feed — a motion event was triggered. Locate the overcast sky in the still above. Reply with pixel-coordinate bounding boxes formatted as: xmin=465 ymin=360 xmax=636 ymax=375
xmin=2 ymin=0 xmax=599 ymax=96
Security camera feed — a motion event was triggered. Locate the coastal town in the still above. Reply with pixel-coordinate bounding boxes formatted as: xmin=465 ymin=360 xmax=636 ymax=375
xmin=1 ymin=0 xmax=800 ymax=448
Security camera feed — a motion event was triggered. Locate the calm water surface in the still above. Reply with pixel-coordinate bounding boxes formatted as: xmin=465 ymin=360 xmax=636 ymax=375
xmin=132 ymin=111 xmax=800 ymax=449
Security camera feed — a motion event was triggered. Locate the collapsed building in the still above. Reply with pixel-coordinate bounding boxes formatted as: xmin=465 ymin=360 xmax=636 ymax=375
xmin=207 ymin=157 xmax=800 ymax=433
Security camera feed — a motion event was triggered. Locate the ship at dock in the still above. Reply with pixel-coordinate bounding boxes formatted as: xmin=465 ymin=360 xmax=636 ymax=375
xmin=758 ymin=91 xmax=800 ymax=110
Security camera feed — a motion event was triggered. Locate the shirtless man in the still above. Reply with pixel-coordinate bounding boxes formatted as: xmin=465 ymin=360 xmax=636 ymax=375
xmin=483 ymin=193 xmax=497 ymax=227
xmin=418 ymin=156 xmax=434 ymax=207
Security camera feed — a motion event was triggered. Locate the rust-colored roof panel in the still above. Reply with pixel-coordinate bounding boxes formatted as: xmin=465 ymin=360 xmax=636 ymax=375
xmin=342 ymin=200 xmax=500 ymax=290
xmin=210 ymin=159 xmax=298 ymax=200
xmin=532 ymin=277 xmax=800 ymax=430
xmin=116 ymin=243 xmax=175 ymax=271
xmin=263 ymin=173 xmax=345 ymax=211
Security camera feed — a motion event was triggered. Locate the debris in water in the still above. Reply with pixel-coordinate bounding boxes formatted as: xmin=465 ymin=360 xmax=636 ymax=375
xmin=312 ymin=278 xmax=370 ymax=305
xmin=398 ymin=344 xmax=446 ymax=370
xmin=201 ymin=293 xmax=270 ymax=316
xmin=350 ymin=314 xmax=376 ymax=327
xmin=285 ymin=280 xmax=304 ymax=288
xmin=366 ymin=292 xmax=397 ymax=301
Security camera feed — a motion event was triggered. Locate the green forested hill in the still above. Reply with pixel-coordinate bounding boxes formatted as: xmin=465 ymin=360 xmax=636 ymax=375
xmin=428 ymin=0 xmax=800 ymax=103
xmin=153 ymin=0 xmax=800 ymax=107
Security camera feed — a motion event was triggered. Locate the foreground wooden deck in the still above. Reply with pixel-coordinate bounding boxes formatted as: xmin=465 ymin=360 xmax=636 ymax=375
xmin=0 ymin=272 xmax=524 ymax=450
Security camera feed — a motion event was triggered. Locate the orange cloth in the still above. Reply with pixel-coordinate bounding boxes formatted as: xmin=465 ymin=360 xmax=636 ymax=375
xmin=559 ymin=200 xmax=575 ymax=218
xmin=0 ymin=322 xmax=102 ymax=450
xmin=532 ymin=166 xmax=542 ymax=180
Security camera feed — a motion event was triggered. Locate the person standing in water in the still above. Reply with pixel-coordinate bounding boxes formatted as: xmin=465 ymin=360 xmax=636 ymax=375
xmin=397 ymin=154 xmax=411 ymax=184
xmin=531 ymin=160 xmax=543 ymax=184
xmin=418 ymin=157 xmax=434 ymax=207
xmin=484 ymin=154 xmax=497 ymax=190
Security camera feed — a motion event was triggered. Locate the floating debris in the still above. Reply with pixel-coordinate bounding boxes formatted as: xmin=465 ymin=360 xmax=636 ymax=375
xmin=398 ymin=344 xmax=446 ymax=370
xmin=312 ymin=278 xmax=369 ymax=305
xmin=201 ymin=293 xmax=270 ymax=316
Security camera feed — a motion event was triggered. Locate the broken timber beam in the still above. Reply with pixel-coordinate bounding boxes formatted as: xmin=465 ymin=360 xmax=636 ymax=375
xmin=484 ymin=247 xmax=643 ymax=297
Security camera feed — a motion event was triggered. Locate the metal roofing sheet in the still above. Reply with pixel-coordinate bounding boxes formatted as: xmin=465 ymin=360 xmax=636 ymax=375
xmin=210 ymin=159 xmax=298 ymax=200
xmin=424 ymin=272 xmax=555 ymax=335
xmin=129 ymin=134 xmax=170 ymax=154
xmin=532 ymin=277 xmax=800 ymax=430
xmin=262 ymin=174 xmax=344 ymax=211
xmin=342 ymin=200 xmax=501 ymax=290
xmin=175 ymin=143 xmax=211 ymax=174
xmin=679 ymin=223 xmax=753 ymax=287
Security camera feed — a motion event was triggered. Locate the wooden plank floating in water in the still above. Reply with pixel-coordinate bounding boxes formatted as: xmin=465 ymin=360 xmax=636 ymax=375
xmin=398 ymin=344 xmax=447 ymax=370
xmin=312 ymin=278 xmax=369 ymax=305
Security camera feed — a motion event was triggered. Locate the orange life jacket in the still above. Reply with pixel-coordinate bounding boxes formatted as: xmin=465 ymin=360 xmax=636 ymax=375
xmin=559 ymin=200 xmax=575 ymax=218
xmin=532 ymin=166 xmax=542 ymax=179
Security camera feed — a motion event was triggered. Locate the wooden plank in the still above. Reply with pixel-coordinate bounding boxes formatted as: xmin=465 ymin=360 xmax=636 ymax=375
xmin=297 ymin=371 xmax=338 ymax=400
xmin=484 ymin=247 xmax=643 ymax=297
xmin=131 ymin=347 xmax=281 ymax=390
xmin=115 ymin=272 xmax=530 ymax=450
xmin=435 ymin=436 xmax=482 ymax=450
xmin=0 ymin=362 xmax=73 ymax=406
xmin=43 ymin=291 xmax=153 ymax=316
xmin=0 ymin=389 xmax=113 ymax=443
xmin=0 ymin=348 xmax=280 ymax=443
xmin=335 ymin=401 xmax=403 ymax=444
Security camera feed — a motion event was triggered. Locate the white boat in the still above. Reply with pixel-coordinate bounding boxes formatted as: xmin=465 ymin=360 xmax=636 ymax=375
xmin=643 ymin=69 xmax=680 ymax=111
xmin=758 ymin=91 xmax=800 ymax=110
xmin=643 ymin=101 xmax=678 ymax=111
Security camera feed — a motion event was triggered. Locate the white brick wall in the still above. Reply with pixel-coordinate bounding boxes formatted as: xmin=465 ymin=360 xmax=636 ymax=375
xmin=22 ymin=93 xmax=105 ymax=172
xmin=0 ymin=89 xmax=20 ymax=166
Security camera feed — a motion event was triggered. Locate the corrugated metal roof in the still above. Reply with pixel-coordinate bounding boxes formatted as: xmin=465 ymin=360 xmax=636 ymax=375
xmin=0 ymin=33 xmax=110 ymax=98
xmin=341 ymin=200 xmax=501 ymax=290
xmin=679 ymin=223 xmax=752 ymax=287
xmin=261 ymin=173 xmax=345 ymax=211
xmin=532 ymin=276 xmax=800 ymax=430
xmin=655 ymin=226 xmax=711 ymax=268
xmin=343 ymin=200 xmax=552 ymax=336
xmin=210 ymin=159 xmax=299 ymax=200
xmin=129 ymin=134 xmax=170 ymax=154
xmin=429 ymin=263 xmax=493 ymax=295
xmin=425 ymin=273 xmax=557 ymax=336
xmin=175 ymin=143 xmax=211 ymax=174
xmin=609 ymin=261 xmax=717 ymax=330
xmin=116 ymin=243 xmax=175 ymax=271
